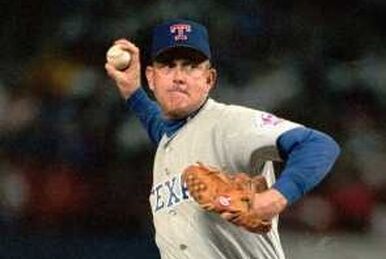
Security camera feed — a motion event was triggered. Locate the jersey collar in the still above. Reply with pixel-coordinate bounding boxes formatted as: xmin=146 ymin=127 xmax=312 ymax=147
xmin=164 ymin=98 xmax=209 ymax=137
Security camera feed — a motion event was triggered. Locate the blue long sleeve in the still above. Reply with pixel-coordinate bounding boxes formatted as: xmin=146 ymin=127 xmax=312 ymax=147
xmin=125 ymin=88 xmax=166 ymax=144
xmin=273 ymin=127 xmax=340 ymax=204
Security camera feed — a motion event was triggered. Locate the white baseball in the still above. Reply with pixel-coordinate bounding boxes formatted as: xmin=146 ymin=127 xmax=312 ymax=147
xmin=106 ymin=45 xmax=132 ymax=70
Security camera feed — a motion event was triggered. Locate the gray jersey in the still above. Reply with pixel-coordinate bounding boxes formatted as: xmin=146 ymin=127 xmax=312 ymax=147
xmin=149 ymin=99 xmax=301 ymax=259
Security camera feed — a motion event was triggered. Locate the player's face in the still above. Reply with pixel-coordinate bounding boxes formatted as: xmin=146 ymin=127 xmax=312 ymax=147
xmin=146 ymin=55 xmax=216 ymax=119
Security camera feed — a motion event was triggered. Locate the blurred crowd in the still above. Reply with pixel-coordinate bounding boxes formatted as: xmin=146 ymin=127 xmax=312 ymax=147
xmin=1 ymin=0 xmax=386 ymax=241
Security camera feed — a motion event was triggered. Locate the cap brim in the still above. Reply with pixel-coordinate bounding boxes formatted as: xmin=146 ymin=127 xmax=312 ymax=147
xmin=153 ymin=45 xmax=209 ymax=62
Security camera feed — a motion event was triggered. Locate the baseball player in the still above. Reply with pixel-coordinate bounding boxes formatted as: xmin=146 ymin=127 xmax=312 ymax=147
xmin=105 ymin=19 xmax=340 ymax=259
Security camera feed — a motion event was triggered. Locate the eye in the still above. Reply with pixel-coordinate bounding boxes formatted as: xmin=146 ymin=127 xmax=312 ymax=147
xmin=184 ymin=64 xmax=193 ymax=71
xmin=165 ymin=62 xmax=176 ymax=68
xmin=186 ymin=60 xmax=195 ymax=66
xmin=182 ymin=62 xmax=199 ymax=71
xmin=155 ymin=62 xmax=176 ymax=74
xmin=156 ymin=62 xmax=175 ymax=69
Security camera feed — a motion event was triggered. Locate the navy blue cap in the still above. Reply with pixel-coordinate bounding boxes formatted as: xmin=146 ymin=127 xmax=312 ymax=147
xmin=151 ymin=19 xmax=211 ymax=60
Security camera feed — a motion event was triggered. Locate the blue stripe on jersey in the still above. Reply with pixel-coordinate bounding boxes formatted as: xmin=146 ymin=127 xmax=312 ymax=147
xmin=273 ymin=127 xmax=340 ymax=204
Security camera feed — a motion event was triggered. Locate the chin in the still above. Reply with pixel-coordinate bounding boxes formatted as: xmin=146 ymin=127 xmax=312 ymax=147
xmin=165 ymin=106 xmax=191 ymax=119
xmin=165 ymin=110 xmax=189 ymax=120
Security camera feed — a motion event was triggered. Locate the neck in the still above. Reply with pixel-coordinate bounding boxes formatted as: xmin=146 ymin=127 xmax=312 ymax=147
xmin=164 ymin=97 xmax=209 ymax=121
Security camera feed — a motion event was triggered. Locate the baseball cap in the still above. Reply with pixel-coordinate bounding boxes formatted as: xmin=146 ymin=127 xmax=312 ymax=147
xmin=151 ymin=19 xmax=211 ymax=61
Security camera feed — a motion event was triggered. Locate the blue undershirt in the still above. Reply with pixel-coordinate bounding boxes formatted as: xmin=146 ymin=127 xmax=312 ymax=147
xmin=126 ymin=88 xmax=340 ymax=204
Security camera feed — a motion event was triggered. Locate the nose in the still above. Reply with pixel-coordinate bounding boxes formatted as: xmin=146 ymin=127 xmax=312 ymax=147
xmin=172 ymin=66 xmax=186 ymax=84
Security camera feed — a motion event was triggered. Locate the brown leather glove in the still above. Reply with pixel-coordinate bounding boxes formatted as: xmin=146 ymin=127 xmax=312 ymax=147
xmin=182 ymin=162 xmax=272 ymax=233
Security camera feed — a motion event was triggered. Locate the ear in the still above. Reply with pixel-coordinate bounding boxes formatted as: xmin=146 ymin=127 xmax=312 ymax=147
xmin=145 ymin=66 xmax=155 ymax=91
xmin=206 ymin=68 xmax=217 ymax=92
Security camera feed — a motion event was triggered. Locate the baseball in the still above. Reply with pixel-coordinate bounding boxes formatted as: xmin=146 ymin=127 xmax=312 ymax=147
xmin=106 ymin=45 xmax=131 ymax=70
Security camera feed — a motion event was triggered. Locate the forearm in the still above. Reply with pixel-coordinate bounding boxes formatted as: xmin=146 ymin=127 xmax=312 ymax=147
xmin=126 ymin=88 xmax=165 ymax=144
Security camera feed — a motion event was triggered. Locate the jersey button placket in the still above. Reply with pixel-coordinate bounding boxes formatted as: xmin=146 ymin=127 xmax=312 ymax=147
xmin=164 ymin=145 xmax=170 ymax=176
xmin=164 ymin=144 xmax=173 ymax=177
xmin=165 ymin=146 xmax=172 ymax=153
xmin=164 ymin=145 xmax=178 ymax=217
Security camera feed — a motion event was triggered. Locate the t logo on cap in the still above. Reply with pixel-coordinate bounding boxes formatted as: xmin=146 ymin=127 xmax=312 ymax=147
xmin=151 ymin=19 xmax=211 ymax=61
xmin=170 ymin=24 xmax=192 ymax=41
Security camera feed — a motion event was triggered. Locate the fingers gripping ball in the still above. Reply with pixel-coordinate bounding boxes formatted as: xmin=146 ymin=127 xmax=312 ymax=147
xmin=182 ymin=162 xmax=272 ymax=233
xmin=106 ymin=45 xmax=132 ymax=70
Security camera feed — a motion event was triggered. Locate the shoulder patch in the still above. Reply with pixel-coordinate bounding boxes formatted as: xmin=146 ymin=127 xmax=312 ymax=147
xmin=255 ymin=112 xmax=283 ymax=129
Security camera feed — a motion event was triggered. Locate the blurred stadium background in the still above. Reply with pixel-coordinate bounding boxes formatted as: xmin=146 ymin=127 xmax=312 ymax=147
xmin=1 ymin=0 xmax=386 ymax=258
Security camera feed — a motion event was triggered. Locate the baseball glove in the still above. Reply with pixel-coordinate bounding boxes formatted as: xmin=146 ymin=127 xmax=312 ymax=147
xmin=182 ymin=162 xmax=272 ymax=233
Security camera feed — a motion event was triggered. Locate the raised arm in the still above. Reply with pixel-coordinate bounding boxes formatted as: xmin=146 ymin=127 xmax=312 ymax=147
xmin=105 ymin=39 xmax=165 ymax=144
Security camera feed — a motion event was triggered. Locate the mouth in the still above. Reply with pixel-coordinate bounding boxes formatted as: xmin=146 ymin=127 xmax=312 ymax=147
xmin=168 ymin=89 xmax=189 ymax=97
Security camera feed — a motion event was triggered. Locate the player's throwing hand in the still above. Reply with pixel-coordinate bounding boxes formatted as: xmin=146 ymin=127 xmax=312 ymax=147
xmin=105 ymin=39 xmax=141 ymax=100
